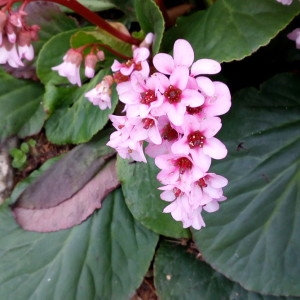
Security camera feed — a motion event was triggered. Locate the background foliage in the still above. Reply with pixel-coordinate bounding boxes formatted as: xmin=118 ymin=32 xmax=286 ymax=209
xmin=0 ymin=0 xmax=299 ymax=299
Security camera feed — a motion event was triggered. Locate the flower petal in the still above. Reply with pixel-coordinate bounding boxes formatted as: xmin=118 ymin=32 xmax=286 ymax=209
xmin=173 ymin=39 xmax=194 ymax=67
xmin=191 ymin=59 xmax=221 ymax=76
xmin=153 ymin=53 xmax=175 ymax=74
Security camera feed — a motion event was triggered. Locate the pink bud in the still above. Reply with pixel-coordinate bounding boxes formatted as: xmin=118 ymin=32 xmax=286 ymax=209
xmin=96 ymin=50 xmax=105 ymax=61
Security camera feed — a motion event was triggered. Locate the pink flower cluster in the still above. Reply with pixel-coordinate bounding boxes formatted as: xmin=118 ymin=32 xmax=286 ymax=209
xmin=106 ymin=38 xmax=231 ymax=230
xmin=0 ymin=7 xmax=39 ymax=68
xmin=52 ymin=48 xmax=105 ymax=87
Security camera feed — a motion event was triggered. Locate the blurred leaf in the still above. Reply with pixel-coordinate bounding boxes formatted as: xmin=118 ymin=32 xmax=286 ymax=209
xmin=117 ymin=156 xmax=190 ymax=239
xmin=44 ymin=69 xmax=118 ymax=144
xmin=134 ymin=0 xmax=165 ymax=54
xmin=25 ymin=2 xmax=79 ymax=53
xmin=162 ymin=0 xmax=300 ymax=62
xmin=11 ymin=130 xmax=116 ymax=209
xmin=13 ymin=159 xmax=119 ymax=232
xmin=70 ymin=28 xmax=132 ymax=62
xmin=154 ymin=241 xmax=299 ymax=300
xmin=0 ymin=189 xmax=159 ymax=299
xmin=0 ymin=70 xmax=45 ymax=141
xmin=193 ymin=73 xmax=300 ymax=296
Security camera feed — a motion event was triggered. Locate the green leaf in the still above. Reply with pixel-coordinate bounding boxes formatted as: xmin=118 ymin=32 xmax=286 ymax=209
xmin=0 ymin=71 xmax=45 ymax=141
xmin=45 ymin=69 xmax=118 ymax=144
xmin=134 ymin=0 xmax=165 ymax=54
xmin=162 ymin=0 xmax=300 ymax=62
xmin=117 ymin=156 xmax=190 ymax=239
xmin=70 ymin=29 xmax=132 ymax=60
xmin=154 ymin=241 xmax=299 ymax=300
xmin=0 ymin=189 xmax=158 ymax=299
xmin=193 ymin=73 xmax=300 ymax=296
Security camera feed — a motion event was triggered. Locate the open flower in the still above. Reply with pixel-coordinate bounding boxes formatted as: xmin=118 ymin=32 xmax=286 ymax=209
xmin=85 ymin=75 xmax=113 ymax=110
xmin=52 ymin=48 xmax=83 ymax=86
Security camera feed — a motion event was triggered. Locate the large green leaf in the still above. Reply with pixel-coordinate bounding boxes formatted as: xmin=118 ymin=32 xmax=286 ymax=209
xmin=154 ymin=241 xmax=299 ymax=300
xmin=0 ymin=189 xmax=158 ymax=299
xmin=193 ymin=73 xmax=300 ymax=296
xmin=134 ymin=0 xmax=165 ymax=54
xmin=0 ymin=71 xmax=45 ymax=141
xmin=162 ymin=0 xmax=300 ymax=62
xmin=44 ymin=69 xmax=118 ymax=144
xmin=117 ymin=156 xmax=190 ymax=239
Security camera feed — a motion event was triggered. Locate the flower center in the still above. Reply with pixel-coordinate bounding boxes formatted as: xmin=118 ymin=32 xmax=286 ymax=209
xmin=187 ymin=131 xmax=205 ymax=148
xmin=175 ymin=157 xmax=193 ymax=174
xmin=140 ymin=90 xmax=157 ymax=104
xmin=142 ymin=118 xmax=155 ymax=129
xmin=173 ymin=187 xmax=182 ymax=198
xmin=197 ymin=177 xmax=207 ymax=188
xmin=186 ymin=106 xmax=202 ymax=115
xmin=164 ymin=85 xmax=182 ymax=103
xmin=113 ymin=71 xmax=129 ymax=83
xmin=161 ymin=123 xmax=178 ymax=141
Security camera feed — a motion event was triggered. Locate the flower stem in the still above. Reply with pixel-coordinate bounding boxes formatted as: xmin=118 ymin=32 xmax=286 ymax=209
xmin=27 ymin=0 xmax=141 ymax=45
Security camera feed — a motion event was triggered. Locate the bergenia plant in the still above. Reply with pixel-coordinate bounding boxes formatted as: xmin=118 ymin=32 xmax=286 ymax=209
xmin=0 ymin=0 xmax=299 ymax=299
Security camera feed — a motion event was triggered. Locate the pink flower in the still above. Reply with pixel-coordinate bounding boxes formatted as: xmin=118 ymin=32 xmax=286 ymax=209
xmin=85 ymin=75 xmax=113 ymax=110
xmin=155 ymin=153 xmax=203 ymax=186
xmin=171 ymin=115 xmax=227 ymax=171
xmin=190 ymin=174 xmax=228 ymax=212
xmin=276 ymin=0 xmax=293 ymax=4
xmin=52 ymin=48 xmax=83 ymax=86
xmin=117 ymin=72 xmax=163 ymax=118
xmin=287 ymin=28 xmax=300 ymax=49
xmin=111 ymin=46 xmax=150 ymax=79
xmin=160 ymin=184 xmax=206 ymax=229
xmin=187 ymin=81 xmax=231 ymax=118
xmin=0 ymin=38 xmax=24 ymax=68
xmin=107 ymin=115 xmax=148 ymax=162
xmin=145 ymin=116 xmax=179 ymax=157
xmin=153 ymin=68 xmax=204 ymax=126
xmin=153 ymin=39 xmax=221 ymax=77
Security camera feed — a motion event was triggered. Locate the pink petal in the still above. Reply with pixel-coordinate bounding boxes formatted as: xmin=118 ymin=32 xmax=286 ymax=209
xmin=203 ymin=137 xmax=227 ymax=159
xmin=153 ymin=53 xmax=175 ymax=74
xmin=173 ymin=39 xmax=194 ymax=67
xmin=191 ymin=59 xmax=221 ymax=76
xmin=203 ymin=81 xmax=231 ymax=116
xmin=196 ymin=76 xmax=215 ymax=96
xmin=169 ymin=66 xmax=189 ymax=89
xmin=181 ymin=89 xmax=205 ymax=107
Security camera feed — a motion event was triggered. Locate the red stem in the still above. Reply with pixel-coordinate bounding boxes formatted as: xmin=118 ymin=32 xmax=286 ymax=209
xmin=22 ymin=0 xmax=141 ymax=45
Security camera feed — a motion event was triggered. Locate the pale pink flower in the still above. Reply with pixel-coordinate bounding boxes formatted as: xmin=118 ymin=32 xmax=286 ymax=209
xmin=276 ymin=0 xmax=293 ymax=4
xmin=160 ymin=185 xmax=206 ymax=230
xmin=153 ymin=39 xmax=221 ymax=77
xmin=17 ymin=30 xmax=34 ymax=60
xmin=0 ymin=38 xmax=24 ymax=68
xmin=153 ymin=68 xmax=204 ymax=126
xmin=85 ymin=75 xmax=113 ymax=110
xmin=117 ymin=72 xmax=163 ymax=118
xmin=128 ymin=116 xmax=162 ymax=145
xmin=287 ymin=28 xmax=300 ymax=49
xmin=171 ymin=115 xmax=227 ymax=171
xmin=84 ymin=53 xmax=99 ymax=78
xmin=111 ymin=46 xmax=150 ymax=79
xmin=52 ymin=48 xmax=83 ymax=86
xmin=155 ymin=153 xmax=203 ymax=186
xmin=107 ymin=115 xmax=147 ymax=162
xmin=145 ymin=116 xmax=179 ymax=158
xmin=190 ymin=173 xmax=228 ymax=211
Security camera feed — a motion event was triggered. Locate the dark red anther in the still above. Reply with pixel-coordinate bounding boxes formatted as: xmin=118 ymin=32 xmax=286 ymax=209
xmin=164 ymin=85 xmax=182 ymax=103
xmin=140 ymin=90 xmax=157 ymax=105
xmin=161 ymin=123 xmax=178 ymax=141
xmin=187 ymin=131 xmax=205 ymax=148
xmin=175 ymin=157 xmax=193 ymax=174
xmin=142 ymin=118 xmax=155 ymax=129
